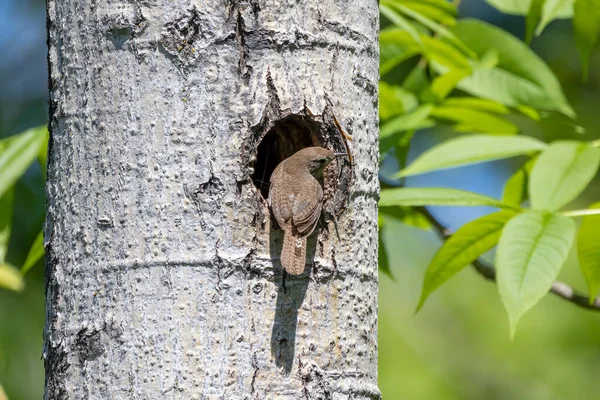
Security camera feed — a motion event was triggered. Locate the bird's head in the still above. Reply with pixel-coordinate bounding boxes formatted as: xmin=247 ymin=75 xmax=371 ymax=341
xmin=290 ymin=147 xmax=345 ymax=177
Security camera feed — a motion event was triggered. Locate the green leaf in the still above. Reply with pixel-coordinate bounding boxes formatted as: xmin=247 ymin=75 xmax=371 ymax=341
xmin=397 ymin=135 xmax=546 ymax=178
xmin=38 ymin=127 xmax=49 ymax=178
xmin=430 ymin=106 xmax=519 ymax=134
xmin=448 ymin=20 xmax=574 ymax=117
xmin=475 ymin=49 xmax=500 ymax=70
xmin=21 ymin=230 xmax=44 ymax=276
xmin=420 ymin=35 xmax=472 ymax=70
xmin=573 ymin=0 xmax=600 ymax=80
xmin=380 ymin=205 xmax=431 ymax=230
xmin=485 ymin=0 xmax=573 ymax=19
xmin=381 ymin=129 xmax=415 ymax=158
xmin=385 ymin=1 xmax=476 ymax=57
xmin=396 ymin=0 xmax=458 ymax=15
xmin=397 ymin=1 xmax=457 ymax=26
xmin=516 ymin=105 xmax=541 ymax=120
xmin=485 ymin=0 xmax=534 ymax=13
xmin=496 ymin=211 xmax=575 ymax=338
xmin=430 ymin=69 xmax=471 ymax=100
xmin=529 ymin=141 xmax=600 ymax=211
xmin=379 ymin=187 xmax=515 ymax=209
xmin=537 ymin=0 xmax=576 ymax=34
xmin=0 ymin=125 xmax=48 ymax=199
xmin=502 ymin=159 xmax=536 ymax=206
xmin=380 ymin=104 xmax=435 ymax=140
xmin=380 ymin=3 xmax=422 ymax=44
xmin=403 ymin=65 xmax=431 ymax=96
xmin=380 ymin=82 xmax=418 ymax=120
xmin=0 ymin=263 xmax=24 ymax=292
xmin=392 ymin=130 xmax=416 ymax=169
xmin=577 ymin=202 xmax=600 ymax=304
xmin=442 ymin=97 xmax=510 ymax=114
xmin=378 ymin=224 xmax=394 ymax=280
xmin=0 ymin=189 xmax=14 ymax=263
xmin=380 ymin=28 xmax=421 ymax=76
xmin=526 ymin=0 xmax=546 ymax=43
xmin=417 ymin=210 xmax=517 ymax=311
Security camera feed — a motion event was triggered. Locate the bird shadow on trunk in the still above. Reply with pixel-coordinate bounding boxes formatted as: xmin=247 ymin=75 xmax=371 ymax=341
xmin=269 ymin=230 xmax=316 ymax=374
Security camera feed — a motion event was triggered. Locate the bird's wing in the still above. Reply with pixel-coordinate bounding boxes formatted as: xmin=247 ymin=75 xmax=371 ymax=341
xmin=292 ymin=182 xmax=323 ymax=236
xmin=269 ymin=164 xmax=294 ymax=228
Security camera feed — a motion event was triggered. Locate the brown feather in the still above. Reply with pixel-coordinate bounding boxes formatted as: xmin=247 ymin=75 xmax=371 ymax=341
xmin=268 ymin=147 xmax=335 ymax=275
xmin=281 ymin=229 xmax=307 ymax=275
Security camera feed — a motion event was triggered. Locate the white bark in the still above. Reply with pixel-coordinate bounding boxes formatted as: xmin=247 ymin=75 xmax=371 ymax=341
xmin=45 ymin=0 xmax=379 ymax=398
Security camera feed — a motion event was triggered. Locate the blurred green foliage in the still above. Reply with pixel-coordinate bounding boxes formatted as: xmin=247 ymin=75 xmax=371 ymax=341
xmin=379 ymin=0 xmax=600 ymax=398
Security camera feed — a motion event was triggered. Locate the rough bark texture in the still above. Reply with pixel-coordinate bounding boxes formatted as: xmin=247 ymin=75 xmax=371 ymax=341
xmin=45 ymin=0 xmax=379 ymax=398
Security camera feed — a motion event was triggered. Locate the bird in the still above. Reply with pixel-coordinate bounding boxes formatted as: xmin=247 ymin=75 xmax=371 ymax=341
xmin=268 ymin=146 xmax=343 ymax=275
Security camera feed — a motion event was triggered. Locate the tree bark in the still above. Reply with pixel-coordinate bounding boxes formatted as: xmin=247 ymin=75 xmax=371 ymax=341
xmin=45 ymin=0 xmax=379 ymax=398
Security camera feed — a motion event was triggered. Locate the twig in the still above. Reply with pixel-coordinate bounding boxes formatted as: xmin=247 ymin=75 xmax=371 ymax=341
xmin=381 ymin=179 xmax=600 ymax=311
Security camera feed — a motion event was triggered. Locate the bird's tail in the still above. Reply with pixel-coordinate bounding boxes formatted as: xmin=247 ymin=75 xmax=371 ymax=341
xmin=281 ymin=229 xmax=307 ymax=275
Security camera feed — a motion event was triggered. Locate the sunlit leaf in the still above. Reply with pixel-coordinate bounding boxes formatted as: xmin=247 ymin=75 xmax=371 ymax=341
xmin=380 ymin=3 xmax=422 ymax=43
xmin=502 ymin=158 xmax=536 ymax=206
xmin=529 ymin=141 xmax=600 ymax=211
xmin=0 ymin=263 xmax=24 ymax=292
xmin=0 ymin=125 xmax=48 ymax=199
xmin=397 ymin=1 xmax=457 ymax=26
xmin=577 ymin=202 xmax=600 ymax=304
xmin=526 ymin=0 xmax=546 ymax=43
xmin=380 ymin=28 xmax=421 ymax=76
xmin=0 ymin=381 xmax=7 ymax=400
xmin=430 ymin=69 xmax=470 ymax=100
xmin=430 ymin=106 xmax=519 ymax=134
xmin=0 ymin=189 xmax=14 ymax=263
xmin=485 ymin=0 xmax=573 ymax=19
xmin=474 ymin=49 xmax=500 ymax=70
xmin=485 ymin=0 xmax=535 ymax=13
xmin=573 ymin=0 xmax=600 ymax=80
xmin=420 ymin=35 xmax=472 ymax=70
xmin=396 ymin=0 xmax=457 ymax=14
xmin=380 ymin=104 xmax=435 ymax=140
xmin=380 ymin=82 xmax=418 ymax=120
xmin=496 ymin=211 xmax=575 ymax=338
xmin=537 ymin=0 xmax=575 ymax=34
xmin=516 ymin=105 xmax=541 ymax=120
xmin=448 ymin=20 xmax=574 ymax=117
xmin=397 ymin=135 xmax=546 ymax=177
xmin=21 ymin=230 xmax=44 ymax=276
xmin=385 ymin=1 xmax=476 ymax=57
xmin=417 ymin=210 xmax=517 ymax=311
xmin=442 ymin=97 xmax=510 ymax=114
xmin=379 ymin=187 xmax=514 ymax=209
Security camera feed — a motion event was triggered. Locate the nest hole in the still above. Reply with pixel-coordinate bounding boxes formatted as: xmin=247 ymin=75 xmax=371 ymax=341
xmin=251 ymin=114 xmax=325 ymax=199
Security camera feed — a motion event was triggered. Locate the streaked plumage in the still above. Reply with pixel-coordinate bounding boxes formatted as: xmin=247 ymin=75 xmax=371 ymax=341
xmin=269 ymin=147 xmax=335 ymax=275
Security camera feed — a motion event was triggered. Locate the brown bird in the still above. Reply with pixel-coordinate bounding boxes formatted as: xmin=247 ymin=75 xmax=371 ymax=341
xmin=269 ymin=147 xmax=341 ymax=275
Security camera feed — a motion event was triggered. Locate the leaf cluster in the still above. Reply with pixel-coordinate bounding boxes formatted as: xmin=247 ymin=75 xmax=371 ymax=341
xmin=0 ymin=126 xmax=47 ymax=292
xmin=379 ymin=0 xmax=600 ymax=336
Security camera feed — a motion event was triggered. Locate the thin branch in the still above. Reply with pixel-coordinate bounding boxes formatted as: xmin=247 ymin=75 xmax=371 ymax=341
xmin=381 ymin=179 xmax=600 ymax=311
xmin=561 ymin=209 xmax=600 ymax=217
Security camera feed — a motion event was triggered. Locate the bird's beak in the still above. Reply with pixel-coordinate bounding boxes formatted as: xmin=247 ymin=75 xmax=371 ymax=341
xmin=333 ymin=152 xmax=347 ymax=158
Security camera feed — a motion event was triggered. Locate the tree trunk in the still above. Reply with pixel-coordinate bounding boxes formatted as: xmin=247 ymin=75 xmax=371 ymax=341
xmin=45 ymin=0 xmax=379 ymax=398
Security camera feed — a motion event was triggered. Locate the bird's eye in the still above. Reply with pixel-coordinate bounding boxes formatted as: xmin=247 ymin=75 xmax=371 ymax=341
xmin=319 ymin=158 xmax=327 ymax=164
